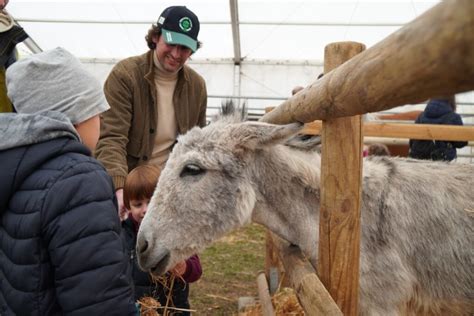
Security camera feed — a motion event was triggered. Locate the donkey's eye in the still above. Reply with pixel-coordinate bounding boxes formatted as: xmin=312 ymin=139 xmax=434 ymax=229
xmin=180 ymin=164 xmax=205 ymax=177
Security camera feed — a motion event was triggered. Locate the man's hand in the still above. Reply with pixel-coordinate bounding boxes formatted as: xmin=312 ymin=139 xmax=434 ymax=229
xmin=116 ymin=188 xmax=129 ymax=221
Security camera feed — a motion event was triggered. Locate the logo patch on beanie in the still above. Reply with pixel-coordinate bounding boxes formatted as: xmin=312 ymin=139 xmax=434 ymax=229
xmin=179 ymin=17 xmax=192 ymax=32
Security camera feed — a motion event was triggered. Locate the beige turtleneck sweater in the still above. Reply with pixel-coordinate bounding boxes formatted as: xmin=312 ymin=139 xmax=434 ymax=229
xmin=150 ymin=52 xmax=178 ymax=168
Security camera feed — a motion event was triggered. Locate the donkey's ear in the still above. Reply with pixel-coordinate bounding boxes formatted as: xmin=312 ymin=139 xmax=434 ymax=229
xmin=228 ymin=122 xmax=303 ymax=151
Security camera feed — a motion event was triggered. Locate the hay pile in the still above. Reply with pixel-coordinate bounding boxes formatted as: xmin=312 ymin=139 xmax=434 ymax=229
xmin=137 ymin=296 xmax=195 ymax=316
xmin=137 ymin=296 xmax=161 ymax=316
xmin=136 ymin=274 xmax=195 ymax=316
xmin=241 ymin=288 xmax=305 ymax=315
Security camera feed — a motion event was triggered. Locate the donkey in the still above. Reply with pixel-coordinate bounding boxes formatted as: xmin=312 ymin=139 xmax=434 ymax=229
xmin=137 ymin=106 xmax=474 ymax=315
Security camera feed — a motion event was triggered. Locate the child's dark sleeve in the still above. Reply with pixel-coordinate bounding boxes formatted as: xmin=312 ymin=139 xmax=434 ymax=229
xmin=181 ymin=254 xmax=202 ymax=283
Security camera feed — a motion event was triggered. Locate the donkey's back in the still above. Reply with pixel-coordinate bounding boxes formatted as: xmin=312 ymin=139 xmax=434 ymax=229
xmin=359 ymin=156 xmax=474 ymax=315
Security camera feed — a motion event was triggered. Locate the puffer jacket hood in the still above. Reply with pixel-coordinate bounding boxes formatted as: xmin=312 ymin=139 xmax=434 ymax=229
xmin=0 ymin=131 xmax=81 ymax=215
xmin=420 ymin=99 xmax=453 ymax=122
xmin=0 ymin=112 xmax=80 ymax=212
xmin=0 ymin=111 xmax=79 ymax=151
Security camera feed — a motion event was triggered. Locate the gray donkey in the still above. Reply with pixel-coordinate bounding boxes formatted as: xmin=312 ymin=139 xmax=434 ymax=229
xmin=137 ymin=105 xmax=474 ymax=315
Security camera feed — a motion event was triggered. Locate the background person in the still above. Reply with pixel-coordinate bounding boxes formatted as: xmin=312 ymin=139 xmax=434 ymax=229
xmin=95 ymin=5 xmax=207 ymax=221
xmin=408 ymin=96 xmax=467 ymax=161
xmin=0 ymin=47 xmax=136 ymax=315
xmin=367 ymin=143 xmax=391 ymax=156
xmin=122 ymin=164 xmax=202 ymax=315
xmin=1 ymin=1 xmax=28 ymax=112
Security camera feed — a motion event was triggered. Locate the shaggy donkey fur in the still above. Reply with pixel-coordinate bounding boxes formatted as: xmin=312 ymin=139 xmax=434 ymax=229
xmin=137 ymin=105 xmax=473 ymax=315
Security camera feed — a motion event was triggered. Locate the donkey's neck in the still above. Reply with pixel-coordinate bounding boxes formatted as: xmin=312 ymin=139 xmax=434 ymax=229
xmin=250 ymin=145 xmax=321 ymax=264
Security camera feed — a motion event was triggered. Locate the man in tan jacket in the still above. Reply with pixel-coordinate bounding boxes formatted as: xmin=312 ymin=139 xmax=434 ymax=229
xmin=95 ymin=6 xmax=207 ymax=220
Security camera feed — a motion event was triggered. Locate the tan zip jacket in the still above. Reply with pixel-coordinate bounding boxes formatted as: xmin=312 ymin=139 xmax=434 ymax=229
xmin=95 ymin=50 xmax=207 ymax=189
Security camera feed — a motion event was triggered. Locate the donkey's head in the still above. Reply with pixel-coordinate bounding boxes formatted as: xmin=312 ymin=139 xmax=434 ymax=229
xmin=136 ymin=106 xmax=304 ymax=276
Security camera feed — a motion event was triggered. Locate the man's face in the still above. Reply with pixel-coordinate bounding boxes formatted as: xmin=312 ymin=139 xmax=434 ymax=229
xmin=153 ymin=34 xmax=193 ymax=73
xmin=0 ymin=0 xmax=9 ymax=10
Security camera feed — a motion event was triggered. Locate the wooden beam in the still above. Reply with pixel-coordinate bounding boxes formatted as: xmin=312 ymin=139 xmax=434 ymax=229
xmin=363 ymin=123 xmax=474 ymax=141
xmin=271 ymin=234 xmax=343 ymax=316
xmin=301 ymin=121 xmax=474 ymax=141
xmin=256 ymin=273 xmax=275 ymax=316
xmin=318 ymin=42 xmax=364 ymax=316
xmin=363 ymin=138 xmax=474 ymax=147
xmin=261 ymin=0 xmax=474 ymax=124
xmin=264 ymin=230 xmax=285 ymax=294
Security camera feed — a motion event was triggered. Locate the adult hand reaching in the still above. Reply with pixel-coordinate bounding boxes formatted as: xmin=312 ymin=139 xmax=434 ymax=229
xmin=116 ymin=188 xmax=129 ymax=221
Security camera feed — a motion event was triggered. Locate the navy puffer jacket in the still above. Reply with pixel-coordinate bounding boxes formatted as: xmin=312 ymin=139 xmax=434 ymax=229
xmin=0 ymin=137 xmax=137 ymax=315
xmin=409 ymin=99 xmax=467 ymax=161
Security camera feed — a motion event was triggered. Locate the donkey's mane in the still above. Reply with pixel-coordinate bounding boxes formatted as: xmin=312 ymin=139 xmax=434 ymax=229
xmin=213 ymin=100 xmax=247 ymax=124
xmin=215 ymin=100 xmax=321 ymax=152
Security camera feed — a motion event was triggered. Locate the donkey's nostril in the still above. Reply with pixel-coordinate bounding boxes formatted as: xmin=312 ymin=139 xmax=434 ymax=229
xmin=138 ymin=239 xmax=148 ymax=254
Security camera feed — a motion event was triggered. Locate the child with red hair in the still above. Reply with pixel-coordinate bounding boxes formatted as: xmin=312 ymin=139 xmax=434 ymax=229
xmin=122 ymin=164 xmax=202 ymax=315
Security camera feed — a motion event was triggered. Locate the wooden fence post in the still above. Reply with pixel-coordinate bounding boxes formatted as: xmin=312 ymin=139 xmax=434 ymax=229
xmin=318 ymin=41 xmax=365 ymax=316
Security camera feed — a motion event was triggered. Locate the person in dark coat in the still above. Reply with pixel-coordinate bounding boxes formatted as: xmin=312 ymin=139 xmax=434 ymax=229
xmin=1 ymin=2 xmax=28 ymax=112
xmin=122 ymin=165 xmax=202 ymax=315
xmin=408 ymin=96 xmax=468 ymax=161
xmin=0 ymin=48 xmax=137 ymax=315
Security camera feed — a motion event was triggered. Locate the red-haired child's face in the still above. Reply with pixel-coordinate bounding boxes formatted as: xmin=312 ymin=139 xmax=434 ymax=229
xmin=129 ymin=198 xmax=150 ymax=224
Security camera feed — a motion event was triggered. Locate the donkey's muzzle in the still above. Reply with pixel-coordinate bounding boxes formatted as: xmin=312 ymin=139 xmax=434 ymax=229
xmin=136 ymin=234 xmax=170 ymax=275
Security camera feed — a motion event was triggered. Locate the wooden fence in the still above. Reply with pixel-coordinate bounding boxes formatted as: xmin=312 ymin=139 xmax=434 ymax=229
xmin=258 ymin=0 xmax=474 ymax=314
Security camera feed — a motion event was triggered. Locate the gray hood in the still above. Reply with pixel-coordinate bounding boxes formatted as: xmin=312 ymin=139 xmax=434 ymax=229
xmin=0 ymin=111 xmax=79 ymax=151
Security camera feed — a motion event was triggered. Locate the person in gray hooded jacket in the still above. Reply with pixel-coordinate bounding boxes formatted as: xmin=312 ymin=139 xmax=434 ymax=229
xmin=0 ymin=48 xmax=137 ymax=315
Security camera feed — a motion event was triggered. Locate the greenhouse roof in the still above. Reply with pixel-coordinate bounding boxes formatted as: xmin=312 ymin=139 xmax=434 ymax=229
xmin=8 ymin=0 xmax=441 ymax=63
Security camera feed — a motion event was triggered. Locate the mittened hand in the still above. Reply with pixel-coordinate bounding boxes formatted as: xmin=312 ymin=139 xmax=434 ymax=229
xmin=170 ymin=260 xmax=187 ymax=276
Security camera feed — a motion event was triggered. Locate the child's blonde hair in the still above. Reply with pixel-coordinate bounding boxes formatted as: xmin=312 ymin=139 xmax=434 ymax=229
xmin=123 ymin=165 xmax=161 ymax=209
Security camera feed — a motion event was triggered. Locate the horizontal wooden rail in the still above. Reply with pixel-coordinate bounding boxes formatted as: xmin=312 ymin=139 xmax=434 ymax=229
xmin=270 ymin=234 xmax=343 ymax=316
xmin=261 ymin=0 xmax=474 ymax=125
xmin=301 ymin=121 xmax=474 ymax=142
xmin=363 ymin=137 xmax=474 ymax=147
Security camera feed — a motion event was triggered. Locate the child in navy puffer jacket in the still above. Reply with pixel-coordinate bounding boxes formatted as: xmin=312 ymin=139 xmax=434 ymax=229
xmin=0 ymin=48 xmax=137 ymax=315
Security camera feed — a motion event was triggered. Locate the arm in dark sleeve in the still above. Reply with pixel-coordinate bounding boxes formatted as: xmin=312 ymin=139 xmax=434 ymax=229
xmin=95 ymin=63 xmax=134 ymax=189
xmin=43 ymin=159 xmax=136 ymax=315
xmin=181 ymin=254 xmax=202 ymax=283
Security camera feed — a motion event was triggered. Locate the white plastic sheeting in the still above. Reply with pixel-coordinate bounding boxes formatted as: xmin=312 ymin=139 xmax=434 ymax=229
xmin=6 ymin=0 xmax=473 ymax=161
xmin=9 ymin=0 xmax=441 ymax=61
xmin=8 ymin=0 xmax=452 ymax=105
